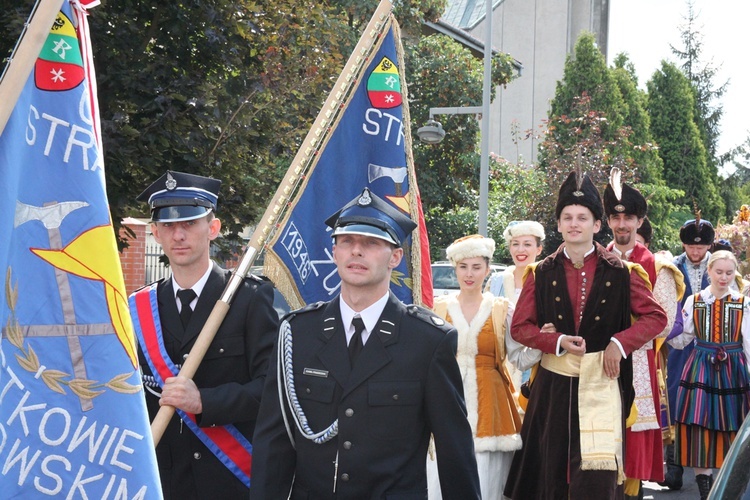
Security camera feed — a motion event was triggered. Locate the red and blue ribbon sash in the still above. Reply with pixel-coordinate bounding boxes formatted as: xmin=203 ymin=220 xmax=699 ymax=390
xmin=129 ymin=284 xmax=253 ymax=487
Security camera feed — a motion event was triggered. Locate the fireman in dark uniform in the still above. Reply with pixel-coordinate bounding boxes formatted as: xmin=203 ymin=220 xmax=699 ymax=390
xmin=249 ymin=187 xmax=480 ymax=499
xmin=131 ymin=171 xmax=278 ymax=498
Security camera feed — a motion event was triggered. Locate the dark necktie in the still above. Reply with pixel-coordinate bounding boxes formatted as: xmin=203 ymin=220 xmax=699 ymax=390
xmin=348 ymin=317 xmax=365 ymax=366
xmin=177 ymin=289 xmax=197 ymax=329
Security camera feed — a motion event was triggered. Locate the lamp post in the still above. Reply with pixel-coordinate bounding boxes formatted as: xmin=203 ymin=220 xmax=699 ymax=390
xmin=478 ymin=0 xmax=493 ymax=237
xmin=417 ymin=0 xmax=493 ymax=236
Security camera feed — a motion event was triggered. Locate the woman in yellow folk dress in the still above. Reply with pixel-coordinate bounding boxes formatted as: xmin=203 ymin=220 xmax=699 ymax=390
xmin=427 ymin=235 xmax=522 ymax=500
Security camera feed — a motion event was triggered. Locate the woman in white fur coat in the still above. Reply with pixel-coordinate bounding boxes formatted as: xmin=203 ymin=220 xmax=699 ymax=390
xmin=427 ymin=235 xmax=522 ymax=500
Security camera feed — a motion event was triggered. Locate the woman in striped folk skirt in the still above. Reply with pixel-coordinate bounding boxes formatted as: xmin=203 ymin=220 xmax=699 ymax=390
xmin=669 ymin=250 xmax=750 ymax=499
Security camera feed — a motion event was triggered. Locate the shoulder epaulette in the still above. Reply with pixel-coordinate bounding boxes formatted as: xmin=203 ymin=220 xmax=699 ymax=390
xmin=283 ymin=301 xmax=325 ymax=322
xmin=523 ymin=262 xmax=540 ymax=282
xmin=245 ymin=273 xmax=265 ymax=284
xmin=407 ymin=304 xmax=453 ymax=332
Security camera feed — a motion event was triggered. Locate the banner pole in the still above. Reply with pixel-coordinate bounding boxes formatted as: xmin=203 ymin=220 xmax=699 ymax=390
xmin=0 ymin=0 xmax=65 ymax=136
xmin=151 ymin=0 xmax=395 ymax=446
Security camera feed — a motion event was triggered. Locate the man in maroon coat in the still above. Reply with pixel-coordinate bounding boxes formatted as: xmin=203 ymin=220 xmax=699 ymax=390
xmin=603 ymin=168 xmax=683 ymax=499
xmin=504 ymin=171 xmax=667 ymax=499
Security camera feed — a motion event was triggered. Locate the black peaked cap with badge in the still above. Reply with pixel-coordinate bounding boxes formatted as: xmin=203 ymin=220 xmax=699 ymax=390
xmin=325 ymin=187 xmax=417 ymax=246
xmin=137 ymin=170 xmax=221 ymax=222
xmin=555 ymin=170 xmax=603 ymax=221
xmin=603 ymin=167 xmax=647 ymax=219
xmin=680 ymin=217 xmax=715 ymax=245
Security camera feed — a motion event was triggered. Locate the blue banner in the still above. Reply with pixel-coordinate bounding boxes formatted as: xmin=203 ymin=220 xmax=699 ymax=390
xmin=266 ymin=22 xmax=424 ymax=306
xmin=0 ymin=1 xmax=162 ymax=497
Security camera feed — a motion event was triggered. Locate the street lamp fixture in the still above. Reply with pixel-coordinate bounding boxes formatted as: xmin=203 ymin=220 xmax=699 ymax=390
xmin=416 ymin=106 xmax=484 ymax=145
xmin=416 ymin=119 xmax=445 ymax=144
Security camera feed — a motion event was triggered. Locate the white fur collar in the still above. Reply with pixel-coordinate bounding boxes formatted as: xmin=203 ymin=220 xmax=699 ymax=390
xmin=445 ymin=294 xmax=494 ymax=438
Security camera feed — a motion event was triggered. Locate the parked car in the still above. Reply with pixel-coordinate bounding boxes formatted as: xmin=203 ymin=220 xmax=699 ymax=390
xmin=431 ymin=261 xmax=506 ymax=299
xmin=709 ymin=412 xmax=750 ymax=499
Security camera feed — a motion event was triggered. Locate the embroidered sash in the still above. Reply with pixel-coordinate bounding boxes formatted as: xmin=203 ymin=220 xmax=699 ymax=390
xmin=130 ymin=285 xmax=253 ymax=487
xmin=542 ymin=352 xmax=625 ymax=482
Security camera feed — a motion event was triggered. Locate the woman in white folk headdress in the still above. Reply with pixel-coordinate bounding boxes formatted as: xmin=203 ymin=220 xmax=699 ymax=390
xmin=427 ymin=235 xmax=522 ymax=500
xmin=486 ymin=221 xmax=546 ymax=390
xmin=486 ymin=220 xmax=546 ymax=304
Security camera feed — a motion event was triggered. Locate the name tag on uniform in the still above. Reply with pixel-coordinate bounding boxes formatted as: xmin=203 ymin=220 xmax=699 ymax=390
xmin=303 ymin=368 xmax=329 ymax=378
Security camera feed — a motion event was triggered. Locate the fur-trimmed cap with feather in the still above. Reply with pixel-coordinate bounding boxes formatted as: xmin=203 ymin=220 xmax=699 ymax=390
xmin=555 ymin=170 xmax=603 ymax=221
xmin=603 ymin=167 xmax=647 ymax=219
xmin=679 ymin=212 xmax=714 ymax=245
xmin=445 ymin=234 xmax=495 ymax=266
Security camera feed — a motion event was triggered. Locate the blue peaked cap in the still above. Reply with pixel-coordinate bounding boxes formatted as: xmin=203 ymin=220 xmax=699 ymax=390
xmin=137 ymin=170 xmax=221 ymax=222
xmin=325 ymin=187 xmax=417 ymax=246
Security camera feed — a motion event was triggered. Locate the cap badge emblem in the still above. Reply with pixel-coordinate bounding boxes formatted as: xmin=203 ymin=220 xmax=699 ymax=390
xmin=573 ymin=190 xmax=584 ymax=197
xmin=165 ymin=172 xmax=177 ymax=191
xmin=694 ymin=236 xmax=701 ymax=242
xmin=358 ymin=190 xmax=372 ymax=206
xmin=614 ymin=204 xmax=625 ymax=212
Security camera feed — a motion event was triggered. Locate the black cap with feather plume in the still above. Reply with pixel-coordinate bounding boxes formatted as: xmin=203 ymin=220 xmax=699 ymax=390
xmin=555 ymin=170 xmax=603 ymax=221
xmin=603 ymin=167 xmax=648 ymax=219
xmin=679 ymin=205 xmax=714 ymax=245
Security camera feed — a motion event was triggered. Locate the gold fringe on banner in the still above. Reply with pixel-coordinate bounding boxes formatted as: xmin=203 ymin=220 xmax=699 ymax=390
xmin=393 ymin=18 xmax=424 ymax=307
xmin=262 ymin=7 xmax=399 ymax=308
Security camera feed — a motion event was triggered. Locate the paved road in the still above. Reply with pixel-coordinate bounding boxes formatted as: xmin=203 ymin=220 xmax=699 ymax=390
xmin=644 ymin=467 xmax=699 ymax=499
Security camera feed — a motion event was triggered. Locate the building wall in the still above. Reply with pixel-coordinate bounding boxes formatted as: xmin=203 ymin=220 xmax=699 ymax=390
xmin=119 ymin=218 xmax=147 ymax=295
xmin=466 ymin=0 xmax=609 ymax=163
xmin=119 ymin=218 xmax=244 ymax=296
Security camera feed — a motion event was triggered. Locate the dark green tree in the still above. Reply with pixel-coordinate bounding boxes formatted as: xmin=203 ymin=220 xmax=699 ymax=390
xmin=610 ymin=53 xmax=664 ymax=185
xmin=536 ymin=94 xmax=657 ymax=251
xmin=537 ymin=33 xmax=671 ymax=251
xmin=646 ymin=61 xmax=724 ymax=223
xmin=1 ymin=0 xmax=445 ymax=251
xmin=331 ymin=0 xmax=445 ymax=32
xmin=546 ymin=32 xmax=625 ymax=154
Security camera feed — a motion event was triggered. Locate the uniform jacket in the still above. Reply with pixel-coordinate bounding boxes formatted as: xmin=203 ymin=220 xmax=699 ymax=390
xmin=136 ymin=262 xmax=278 ymax=499
xmin=249 ymin=292 xmax=481 ymax=500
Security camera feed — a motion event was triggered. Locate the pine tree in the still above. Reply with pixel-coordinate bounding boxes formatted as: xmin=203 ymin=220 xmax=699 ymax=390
xmin=548 ymin=33 xmax=625 ymax=152
xmin=670 ymin=0 xmax=728 ymax=162
xmin=670 ymin=0 xmax=733 ymax=221
xmin=610 ymin=53 xmax=663 ymax=185
xmin=647 ymin=61 xmax=724 ymax=223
